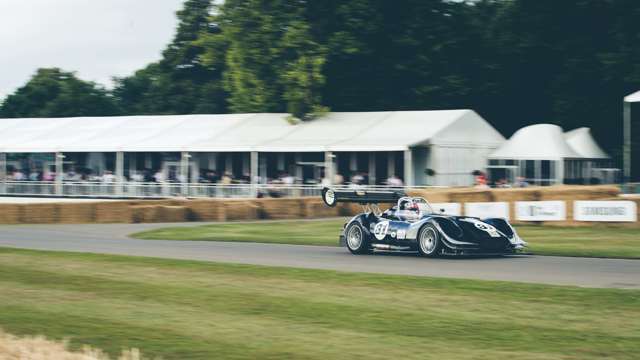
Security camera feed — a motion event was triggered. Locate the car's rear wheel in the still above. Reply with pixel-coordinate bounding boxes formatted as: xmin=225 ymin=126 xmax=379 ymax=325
xmin=417 ymin=224 xmax=441 ymax=257
xmin=345 ymin=222 xmax=371 ymax=255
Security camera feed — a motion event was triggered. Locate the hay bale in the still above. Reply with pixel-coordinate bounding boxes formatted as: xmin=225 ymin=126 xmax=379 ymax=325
xmin=449 ymin=189 xmax=493 ymax=203
xmin=156 ymin=205 xmax=189 ymax=222
xmin=407 ymin=189 xmax=452 ymax=203
xmin=94 ymin=201 xmax=133 ymax=223
xmin=254 ymin=198 xmax=305 ymax=220
xmin=224 ymin=200 xmax=259 ymax=221
xmin=302 ymin=198 xmax=341 ymax=218
xmin=131 ymin=205 xmax=160 ymax=223
xmin=538 ymin=185 xmax=619 ymax=201
xmin=185 ymin=199 xmax=226 ymax=221
xmin=19 ymin=204 xmax=58 ymax=224
xmin=57 ymin=203 xmax=96 ymax=224
xmin=0 ymin=204 xmax=20 ymax=224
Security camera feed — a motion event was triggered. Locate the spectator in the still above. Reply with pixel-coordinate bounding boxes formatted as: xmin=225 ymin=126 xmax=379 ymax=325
xmin=102 ymin=170 xmax=116 ymax=183
xmin=28 ymin=169 xmax=40 ymax=181
xmin=281 ymin=172 xmax=295 ymax=185
xmin=12 ymin=169 xmax=25 ymax=181
xmin=153 ymin=170 xmax=165 ymax=183
xmin=474 ymin=171 xmax=489 ymax=189
xmin=130 ymin=171 xmax=144 ymax=182
xmin=333 ymin=172 xmax=344 ymax=185
xmin=351 ymin=172 xmax=364 ymax=185
xmin=514 ymin=176 xmax=529 ymax=188
xmin=220 ymin=172 xmax=233 ymax=185
xmin=43 ymin=172 xmax=55 ymax=182
xmin=387 ymin=174 xmax=404 ymax=187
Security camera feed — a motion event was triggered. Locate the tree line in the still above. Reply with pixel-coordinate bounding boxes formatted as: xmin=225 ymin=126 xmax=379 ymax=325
xmin=1 ymin=0 xmax=638 ymax=164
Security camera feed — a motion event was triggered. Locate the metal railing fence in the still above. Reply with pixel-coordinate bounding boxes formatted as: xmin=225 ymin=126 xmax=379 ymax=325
xmin=0 ymin=181 xmax=443 ymax=199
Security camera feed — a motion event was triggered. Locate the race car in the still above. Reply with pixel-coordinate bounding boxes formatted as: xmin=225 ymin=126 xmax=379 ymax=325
xmin=321 ymin=187 xmax=527 ymax=256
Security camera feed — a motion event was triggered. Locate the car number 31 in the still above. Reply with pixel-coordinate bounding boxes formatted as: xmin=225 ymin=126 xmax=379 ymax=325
xmin=373 ymin=221 xmax=390 ymax=240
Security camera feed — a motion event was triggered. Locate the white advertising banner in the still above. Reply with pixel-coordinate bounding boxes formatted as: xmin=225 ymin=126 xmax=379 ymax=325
xmin=515 ymin=201 xmax=566 ymax=221
xmin=464 ymin=202 xmax=509 ymax=220
xmin=431 ymin=203 xmax=462 ymax=216
xmin=574 ymin=201 xmax=637 ymax=222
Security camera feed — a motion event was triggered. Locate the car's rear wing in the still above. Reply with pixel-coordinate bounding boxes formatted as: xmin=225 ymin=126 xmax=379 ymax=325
xmin=321 ymin=187 xmax=406 ymax=207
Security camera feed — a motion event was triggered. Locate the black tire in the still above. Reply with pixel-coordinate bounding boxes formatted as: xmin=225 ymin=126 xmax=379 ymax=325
xmin=416 ymin=223 xmax=442 ymax=257
xmin=345 ymin=222 xmax=371 ymax=255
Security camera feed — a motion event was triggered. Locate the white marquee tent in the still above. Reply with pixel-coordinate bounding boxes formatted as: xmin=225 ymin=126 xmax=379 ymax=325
xmin=564 ymin=127 xmax=609 ymax=159
xmin=488 ymin=124 xmax=615 ymax=185
xmin=0 ymin=110 xmax=504 ymax=187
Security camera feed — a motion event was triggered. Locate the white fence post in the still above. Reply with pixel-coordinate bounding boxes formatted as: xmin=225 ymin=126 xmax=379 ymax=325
xmin=116 ymin=151 xmax=124 ymax=197
xmin=55 ymin=152 xmax=64 ymax=196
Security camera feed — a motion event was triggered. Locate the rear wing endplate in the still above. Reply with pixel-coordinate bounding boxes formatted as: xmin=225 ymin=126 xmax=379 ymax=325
xmin=321 ymin=187 xmax=406 ymax=207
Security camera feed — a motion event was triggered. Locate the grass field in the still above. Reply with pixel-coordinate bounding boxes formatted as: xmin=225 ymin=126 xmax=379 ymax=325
xmin=133 ymin=219 xmax=640 ymax=259
xmin=0 ymin=247 xmax=639 ymax=359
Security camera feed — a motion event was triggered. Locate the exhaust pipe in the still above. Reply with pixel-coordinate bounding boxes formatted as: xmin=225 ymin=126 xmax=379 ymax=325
xmin=371 ymin=244 xmax=411 ymax=251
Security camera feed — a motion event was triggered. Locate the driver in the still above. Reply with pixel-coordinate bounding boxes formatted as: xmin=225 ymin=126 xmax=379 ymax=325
xmin=399 ymin=199 xmax=420 ymax=220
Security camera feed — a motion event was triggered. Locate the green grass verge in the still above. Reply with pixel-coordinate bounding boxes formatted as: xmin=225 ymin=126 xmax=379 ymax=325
xmin=0 ymin=247 xmax=638 ymax=359
xmin=132 ymin=219 xmax=640 ymax=259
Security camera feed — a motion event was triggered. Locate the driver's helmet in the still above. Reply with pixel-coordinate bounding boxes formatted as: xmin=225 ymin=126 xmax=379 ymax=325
xmin=399 ymin=199 xmax=411 ymax=210
xmin=398 ymin=198 xmax=420 ymax=220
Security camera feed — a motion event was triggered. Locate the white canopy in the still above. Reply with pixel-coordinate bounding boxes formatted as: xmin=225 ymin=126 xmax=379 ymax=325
xmin=564 ymin=127 xmax=609 ymax=159
xmin=0 ymin=110 xmax=501 ymax=153
xmin=624 ymin=90 xmax=640 ymax=102
xmin=489 ymin=124 xmax=582 ymax=160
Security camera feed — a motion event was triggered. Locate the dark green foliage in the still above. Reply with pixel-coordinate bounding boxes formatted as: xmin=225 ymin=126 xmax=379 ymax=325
xmin=0 ymin=68 xmax=120 ymax=118
xmin=1 ymin=0 xmax=639 ymax=167
xmin=112 ymin=0 xmax=228 ymax=115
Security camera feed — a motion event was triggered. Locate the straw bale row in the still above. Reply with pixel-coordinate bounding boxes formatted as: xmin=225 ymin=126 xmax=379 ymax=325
xmin=0 ymin=185 xmax=631 ymax=225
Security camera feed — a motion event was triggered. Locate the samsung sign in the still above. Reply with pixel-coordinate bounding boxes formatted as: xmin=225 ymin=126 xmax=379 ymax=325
xmin=515 ymin=201 xmax=566 ymax=221
xmin=574 ymin=201 xmax=637 ymax=222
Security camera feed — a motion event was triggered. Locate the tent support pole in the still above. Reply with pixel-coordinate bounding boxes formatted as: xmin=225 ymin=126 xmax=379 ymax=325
xmin=556 ymin=160 xmax=564 ymax=185
xmin=0 ymin=153 xmax=6 ymax=195
xmin=250 ymin=151 xmax=258 ymax=197
xmin=180 ymin=151 xmax=190 ymax=196
xmin=623 ymin=101 xmax=631 ymax=184
xmin=115 ymin=151 xmax=124 ymax=197
xmin=388 ymin=152 xmax=395 ymax=180
xmin=324 ymin=151 xmax=334 ymax=186
xmin=55 ymin=152 xmax=64 ymax=196
xmin=404 ymin=149 xmax=414 ymax=187
xmin=368 ymin=152 xmax=376 ymax=185
xmin=294 ymin=153 xmax=302 ymax=181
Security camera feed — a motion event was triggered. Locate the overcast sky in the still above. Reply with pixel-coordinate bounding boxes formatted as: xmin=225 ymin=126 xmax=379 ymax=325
xmin=0 ymin=0 xmax=185 ymax=99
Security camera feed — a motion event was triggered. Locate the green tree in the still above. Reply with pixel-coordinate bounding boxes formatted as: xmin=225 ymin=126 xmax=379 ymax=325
xmin=218 ymin=0 xmax=327 ymax=120
xmin=113 ymin=0 xmax=227 ymax=115
xmin=0 ymin=68 xmax=120 ymax=118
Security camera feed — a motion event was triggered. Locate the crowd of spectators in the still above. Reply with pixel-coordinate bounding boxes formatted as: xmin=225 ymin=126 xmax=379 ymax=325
xmin=3 ymin=166 xmax=407 ymax=188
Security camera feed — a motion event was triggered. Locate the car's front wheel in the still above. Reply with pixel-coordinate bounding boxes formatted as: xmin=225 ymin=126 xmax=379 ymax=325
xmin=417 ymin=224 xmax=442 ymax=257
xmin=345 ymin=222 xmax=371 ymax=255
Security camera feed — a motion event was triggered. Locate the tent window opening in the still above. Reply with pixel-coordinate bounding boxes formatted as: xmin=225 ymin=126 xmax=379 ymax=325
xmin=524 ymin=160 xmax=535 ymax=180
xmin=541 ymin=160 xmax=551 ymax=182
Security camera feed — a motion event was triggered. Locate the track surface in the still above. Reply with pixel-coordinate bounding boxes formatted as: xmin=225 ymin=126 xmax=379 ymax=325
xmin=0 ymin=223 xmax=639 ymax=289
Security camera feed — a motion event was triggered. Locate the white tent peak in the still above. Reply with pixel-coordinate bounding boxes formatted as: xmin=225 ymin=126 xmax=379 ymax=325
xmin=564 ymin=127 xmax=609 ymax=159
xmin=489 ymin=123 xmax=581 ymax=160
xmin=624 ymin=90 xmax=640 ymax=102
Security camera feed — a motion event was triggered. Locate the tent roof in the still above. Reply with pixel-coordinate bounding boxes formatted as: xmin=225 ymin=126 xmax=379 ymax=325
xmin=564 ymin=127 xmax=609 ymax=159
xmin=0 ymin=110 xmax=500 ymax=153
xmin=489 ymin=124 xmax=582 ymax=160
xmin=625 ymin=90 xmax=640 ymax=102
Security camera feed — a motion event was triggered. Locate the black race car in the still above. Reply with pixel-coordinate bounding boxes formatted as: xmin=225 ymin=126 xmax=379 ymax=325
xmin=322 ymin=187 xmax=527 ymax=256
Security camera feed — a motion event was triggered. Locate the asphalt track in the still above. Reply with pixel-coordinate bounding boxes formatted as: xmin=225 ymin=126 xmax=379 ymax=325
xmin=0 ymin=222 xmax=639 ymax=289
